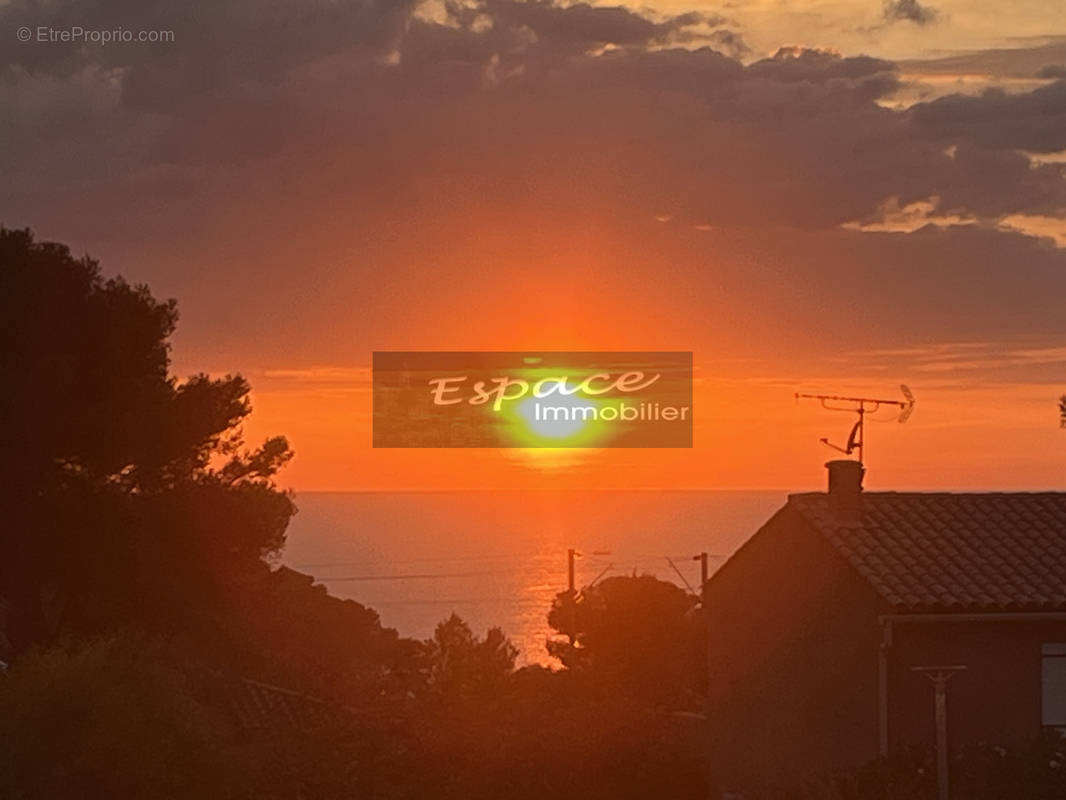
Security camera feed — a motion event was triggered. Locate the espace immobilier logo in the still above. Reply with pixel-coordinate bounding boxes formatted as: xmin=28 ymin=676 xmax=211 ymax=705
xmin=373 ymin=352 xmax=692 ymax=448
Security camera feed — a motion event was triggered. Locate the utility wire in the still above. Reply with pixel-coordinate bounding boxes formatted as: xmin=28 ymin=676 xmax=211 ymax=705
xmin=666 ymin=557 xmax=697 ymax=595
xmin=291 ymin=551 xmax=547 ymax=569
xmin=321 ymin=568 xmax=528 ymax=582
xmin=361 ymin=596 xmax=549 ymax=606
xmin=293 ymin=551 xmax=726 ymax=571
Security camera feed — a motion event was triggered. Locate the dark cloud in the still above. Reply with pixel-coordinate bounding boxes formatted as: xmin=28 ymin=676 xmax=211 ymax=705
xmin=883 ymin=0 xmax=938 ymax=26
xmin=909 ymin=81 xmax=1066 ymax=153
xmin=1038 ymin=65 xmax=1066 ymax=79
xmin=2 ymin=0 xmax=1061 ymax=230
xmin=749 ymin=47 xmax=895 ymax=81
xmin=0 ymin=0 xmax=413 ymax=74
xmin=654 ymin=223 xmax=1066 ymax=354
xmin=931 ymin=144 xmax=1066 ymax=218
xmin=473 ymin=0 xmax=719 ymax=50
xmin=1 ymin=0 xmax=1065 ymax=366
xmin=705 ymin=29 xmax=749 ymax=59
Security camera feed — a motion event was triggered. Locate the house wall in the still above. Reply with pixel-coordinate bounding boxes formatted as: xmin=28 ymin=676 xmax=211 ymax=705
xmin=705 ymin=505 xmax=888 ymax=792
xmin=887 ymin=618 xmax=1066 ymax=751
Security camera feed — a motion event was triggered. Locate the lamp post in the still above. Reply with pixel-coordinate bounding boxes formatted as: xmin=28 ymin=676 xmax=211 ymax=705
xmin=912 ymin=665 xmax=967 ymax=800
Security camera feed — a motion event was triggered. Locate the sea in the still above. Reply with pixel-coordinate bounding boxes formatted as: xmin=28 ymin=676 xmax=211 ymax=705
xmin=279 ymin=490 xmax=786 ymax=666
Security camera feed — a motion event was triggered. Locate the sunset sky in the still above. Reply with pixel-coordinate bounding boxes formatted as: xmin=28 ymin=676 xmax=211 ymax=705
xmin=3 ymin=0 xmax=1066 ymax=491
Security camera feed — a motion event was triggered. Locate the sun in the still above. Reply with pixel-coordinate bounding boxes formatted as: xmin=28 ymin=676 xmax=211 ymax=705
xmin=495 ymin=375 xmax=614 ymax=448
xmin=516 ymin=391 xmax=592 ymax=439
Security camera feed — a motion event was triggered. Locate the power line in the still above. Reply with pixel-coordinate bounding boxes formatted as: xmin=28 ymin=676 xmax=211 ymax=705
xmin=292 ymin=551 xmax=726 ymax=571
xmin=290 ymin=550 xmax=547 ymax=569
xmin=301 ymin=550 xmax=727 ymax=595
xmin=320 ymin=568 xmax=519 ymax=582
xmin=292 ymin=554 xmax=724 ymax=571
xmin=666 ymin=557 xmax=697 ymax=595
xmin=360 ymin=596 xmax=550 ymax=606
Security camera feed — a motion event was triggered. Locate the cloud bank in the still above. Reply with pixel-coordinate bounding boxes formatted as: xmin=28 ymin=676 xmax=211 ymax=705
xmin=1 ymin=0 xmax=1064 ymax=371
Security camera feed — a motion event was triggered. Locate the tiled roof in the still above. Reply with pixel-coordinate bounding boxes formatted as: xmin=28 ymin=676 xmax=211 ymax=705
xmin=789 ymin=492 xmax=1066 ymax=612
xmin=227 ymin=678 xmax=356 ymax=733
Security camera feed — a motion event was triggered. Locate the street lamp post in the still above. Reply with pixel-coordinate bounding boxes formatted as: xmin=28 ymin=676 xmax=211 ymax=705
xmin=912 ymin=665 xmax=967 ymax=800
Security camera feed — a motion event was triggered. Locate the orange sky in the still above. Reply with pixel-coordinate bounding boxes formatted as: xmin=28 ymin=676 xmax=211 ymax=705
xmin=236 ymin=360 xmax=1065 ymax=491
xmin=169 ymin=215 xmax=1065 ymax=492
xmin=5 ymin=0 xmax=1066 ymax=492
xmin=166 ymin=212 xmax=1066 ymax=493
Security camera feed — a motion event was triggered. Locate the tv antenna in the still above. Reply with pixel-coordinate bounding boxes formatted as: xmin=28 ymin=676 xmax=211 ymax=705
xmin=794 ymin=385 xmax=915 ymax=465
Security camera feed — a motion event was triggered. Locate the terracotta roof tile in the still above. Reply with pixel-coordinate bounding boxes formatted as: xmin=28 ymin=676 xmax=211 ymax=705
xmin=789 ymin=492 xmax=1066 ymax=612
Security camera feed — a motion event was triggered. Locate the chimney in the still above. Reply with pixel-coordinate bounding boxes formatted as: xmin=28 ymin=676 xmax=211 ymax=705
xmin=826 ymin=459 xmax=864 ymax=517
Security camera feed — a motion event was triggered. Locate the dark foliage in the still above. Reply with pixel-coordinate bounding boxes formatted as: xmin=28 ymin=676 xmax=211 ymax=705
xmin=548 ymin=574 xmax=705 ymax=707
xmin=0 ymin=636 xmax=249 ymax=800
xmin=754 ymin=734 xmax=1066 ymax=800
xmin=0 ymin=228 xmax=709 ymax=800
xmin=0 ymin=227 xmax=294 ymax=650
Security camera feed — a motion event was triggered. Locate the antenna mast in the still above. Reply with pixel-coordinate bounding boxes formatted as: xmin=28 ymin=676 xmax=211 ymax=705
xmin=795 ymin=385 xmax=915 ymax=465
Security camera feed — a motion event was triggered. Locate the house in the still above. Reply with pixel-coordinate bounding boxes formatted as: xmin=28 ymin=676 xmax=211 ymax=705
xmin=704 ymin=460 xmax=1066 ymax=792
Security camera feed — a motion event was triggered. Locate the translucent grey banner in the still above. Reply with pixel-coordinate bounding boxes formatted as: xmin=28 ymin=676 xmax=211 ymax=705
xmin=373 ymin=351 xmax=692 ymax=448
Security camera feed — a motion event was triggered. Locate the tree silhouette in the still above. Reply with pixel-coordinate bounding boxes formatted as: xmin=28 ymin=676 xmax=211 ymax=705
xmin=422 ymin=613 xmax=517 ymax=697
xmin=547 ymin=574 xmax=704 ymax=706
xmin=1059 ymin=394 xmax=1066 ymax=428
xmin=0 ymin=228 xmax=295 ymax=650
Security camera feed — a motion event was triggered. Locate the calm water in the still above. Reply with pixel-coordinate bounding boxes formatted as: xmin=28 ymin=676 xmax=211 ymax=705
xmin=280 ymin=490 xmax=785 ymax=665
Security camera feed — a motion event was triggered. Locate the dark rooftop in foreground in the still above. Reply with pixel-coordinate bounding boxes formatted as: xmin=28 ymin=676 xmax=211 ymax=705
xmin=789 ymin=491 xmax=1066 ymax=613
